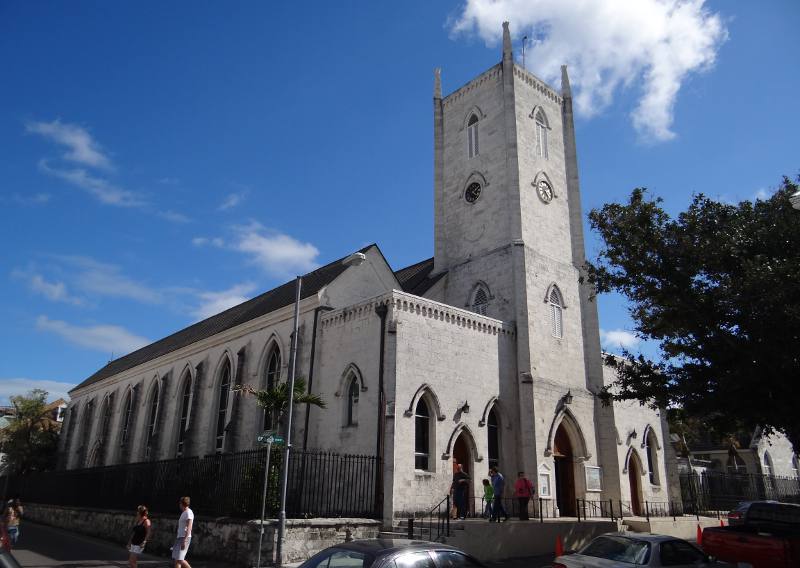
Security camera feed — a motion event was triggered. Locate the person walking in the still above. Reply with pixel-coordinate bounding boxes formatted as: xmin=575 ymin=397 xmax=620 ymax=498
xmin=127 ymin=505 xmax=151 ymax=568
xmin=489 ymin=467 xmax=509 ymax=522
xmin=514 ymin=471 xmax=534 ymax=520
xmin=481 ymin=479 xmax=494 ymax=518
xmin=173 ymin=496 xmax=193 ymax=568
xmin=4 ymin=499 xmax=22 ymax=546
xmin=450 ymin=464 xmax=470 ymax=519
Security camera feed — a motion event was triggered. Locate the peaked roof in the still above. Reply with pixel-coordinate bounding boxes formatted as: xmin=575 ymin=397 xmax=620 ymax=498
xmin=71 ymin=244 xmax=377 ymax=394
xmin=394 ymin=257 xmax=446 ymax=296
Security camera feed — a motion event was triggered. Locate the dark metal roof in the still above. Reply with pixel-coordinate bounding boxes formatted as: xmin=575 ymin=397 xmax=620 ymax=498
xmin=394 ymin=257 xmax=446 ymax=296
xmin=70 ymin=245 xmax=377 ymax=394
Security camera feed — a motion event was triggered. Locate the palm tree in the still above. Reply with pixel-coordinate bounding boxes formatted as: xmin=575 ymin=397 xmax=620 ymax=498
xmin=235 ymin=377 xmax=326 ymax=432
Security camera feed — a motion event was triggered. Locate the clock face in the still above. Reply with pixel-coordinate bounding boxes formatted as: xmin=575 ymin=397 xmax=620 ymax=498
xmin=465 ymin=182 xmax=482 ymax=203
xmin=537 ymin=180 xmax=553 ymax=203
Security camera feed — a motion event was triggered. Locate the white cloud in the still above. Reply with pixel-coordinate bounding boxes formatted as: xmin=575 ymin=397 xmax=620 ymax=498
xmin=450 ymin=0 xmax=727 ymax=141
xmin=56 ymin=256 xmax=162 ymax=304
xmin=233 ymin=223 xmax=320 ymax=276
xmin=26 ymin=119 xmax=113 ymax=170
xmin=600 ymin=328 xmax=641 ymax=350
xmin=29 ymin=274 xmax=84 ymax=306
xmin=219 ymin=191 xmax=247 ymax=211
xmin=157 ymin=210 xmax=191 ymax=223
xmin=192 ymin=236 xmax=225 ymax=247
xmin=11 ymin=193 xmax=51 ymax=205
xmin=36 ymin=315 xmax=149 ymax=355
xmin=191 ymin=282 xmax=257 ymax=320
xmin=38 ymin=159 xmax=144 ymax=207
xmin=0 ymin=378 xmax=76 ymax=406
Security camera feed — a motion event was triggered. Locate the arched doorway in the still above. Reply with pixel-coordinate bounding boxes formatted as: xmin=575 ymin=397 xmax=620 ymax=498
xmin=628 ymin=451 xmax=644 ymax=516
xmin=452 ymin=432 xmax=473 ymax=517
xmin=553 ymin=424 xmax=576 ymax=516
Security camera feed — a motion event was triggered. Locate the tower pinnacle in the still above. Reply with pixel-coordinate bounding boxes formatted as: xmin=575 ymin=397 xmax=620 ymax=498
xmin=502 ymin=21 xmax=512 ymax=60
xmin=561 ymin=65 xmax=572 ymax=98
xmin=434 ymin=68 xmax=442 ymax=99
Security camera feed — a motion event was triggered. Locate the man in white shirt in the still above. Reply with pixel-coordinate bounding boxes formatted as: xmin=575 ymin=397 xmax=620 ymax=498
xmin=173 ymin=496 xmax=194 ymax=568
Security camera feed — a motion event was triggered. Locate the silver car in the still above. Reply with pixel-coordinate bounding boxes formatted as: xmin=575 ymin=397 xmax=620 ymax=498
xmin=553 ymin=533 xmax=730 ymax=567
xmin=299 ymin=539 xmax=486 ymax=568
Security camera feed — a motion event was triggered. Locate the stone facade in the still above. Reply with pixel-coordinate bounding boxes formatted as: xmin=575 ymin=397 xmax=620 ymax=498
xmin=60 ymin=22 xmax=684 ymax=524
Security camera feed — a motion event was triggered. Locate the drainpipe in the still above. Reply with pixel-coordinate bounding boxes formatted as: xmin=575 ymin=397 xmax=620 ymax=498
xmin=302 ymin=305 xmax=334 ymax=451
xmin=374 ymin=303 xmax=388 ymax=518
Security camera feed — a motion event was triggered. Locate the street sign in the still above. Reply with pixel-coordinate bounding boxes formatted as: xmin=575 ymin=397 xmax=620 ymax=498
xmin=257 ymin=431 xmax=284 ymax=445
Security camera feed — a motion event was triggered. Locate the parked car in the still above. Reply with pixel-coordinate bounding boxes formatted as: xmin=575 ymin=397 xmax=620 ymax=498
xmin=0 ymin=548 xmax=22 ymax=568
xmin=702 ymin=501 xmax=800 ymax=568
xmin=298 ymin=539 xmax=486 ymax=568
xmin=552 ymin=533 xmax=729 ymax=567
xmin=726 ymin=500 xmax=779 ymax=526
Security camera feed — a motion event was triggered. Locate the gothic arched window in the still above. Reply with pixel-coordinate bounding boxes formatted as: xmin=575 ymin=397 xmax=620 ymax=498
xmin=263 ymin=345 xmax=281 ymax=430
xmin=535 ymin=109 xmax=549 ymax=159
xmin=471 ymin=285 xmax=490 ymax=316
xmin=79 ymin=400 xmax=94 ymax=467
xmin=95 ymin=394 xmax=113 ymax=466
xmin=467 ymin=114 xmax=479 ymax=159
xmin=144 ymin=381 xmax=160 ymax=460
xmin=120 ymin=389 xmax=133 ymax=447
xmin=346 ymin=376 xmax=359 ymax=427
xmin=414 ymin=398 xmax=431 ymax=470
xmin=215 ymin=358 xmax=232 ymax=453
xmin=645 ymin=429 xmax=660 ymax=485
xmin=727 ymin=452 xmax=747 ymax=474
xmin=176 ymin=373 xmax=192 ymax=457
xmin=487 ymin=407 xmax=499 ymax=470
xmin=549 ymin=286 xmax=564 ymax=338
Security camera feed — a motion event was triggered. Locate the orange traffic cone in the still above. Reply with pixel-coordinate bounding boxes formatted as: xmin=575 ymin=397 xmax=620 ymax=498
xmin=697 ymin=524 xmax=703 ymax=545
xmin=555 ymin=535 xmax=564 ymax=557
xmin=720 ymin=519 xmax=725 ymax=527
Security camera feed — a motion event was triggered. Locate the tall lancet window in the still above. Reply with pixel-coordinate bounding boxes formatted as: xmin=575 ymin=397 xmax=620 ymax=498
xmin=471 ymin=285 xmax=489 ymax=316
xmin=414 ymin=398 xmax=431 ymax=470
xmin=467 ymin=114 xmax=479 ymax=159
xmin=549 ymin=286 xmax=564 ymax=339
xmin=535 ymin=109 xmax=549 ymax=159
xmin=346 ymin=376 xmax=359 ymax=427
xmin=215 ymin=359 xmax=232 ymax=453
xmin=487 ymin=407 xmax=500 ymax=470
xmin=144 ymin=381 xmax=160 ymax=460
xmin=120 ymin=389 xmax=133 ymax=447
xmin=176 ymin=374 xmax=192 ymax=457
xmin=263 ymin=345 xmax=281 ymax=430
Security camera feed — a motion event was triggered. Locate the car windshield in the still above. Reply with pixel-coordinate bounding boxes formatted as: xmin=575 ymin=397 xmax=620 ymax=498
xmin=580 ymin=536 xmax=651 ymax=565
xmin=299 ymin=549 xmax=373 ymax=568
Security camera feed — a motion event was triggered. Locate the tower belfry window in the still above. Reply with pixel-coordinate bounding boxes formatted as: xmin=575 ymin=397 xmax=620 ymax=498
xmin=549 ymin=286 xmax=564 ymax=338
xmin=467 ymin=114 xmax=479 ymax=159
xmin=471 ymin=285 xmax=489 ymax=315
xmin=535 ymin=109 xmax=549 ymax=160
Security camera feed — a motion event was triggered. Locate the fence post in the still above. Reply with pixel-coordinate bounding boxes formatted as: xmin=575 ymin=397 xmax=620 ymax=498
xmin=446 ymin=494 xmax=451 ymax=537
xmin=539 ymin=498 xmax=543 ymax=523
xmin=619 ymin=500 xmax=624 ymax=519
xmin=576 ymin=499 xmax=581 ymax=522
xmin=645 ymin=501 xmax=650 ymax=522
xmin=583 ymin=499 xmax=587 ymax=521
xmin=609 ymin=498 xmax=614 ymax=521
xmin=407 ymin=518 xmax=414 ymax=540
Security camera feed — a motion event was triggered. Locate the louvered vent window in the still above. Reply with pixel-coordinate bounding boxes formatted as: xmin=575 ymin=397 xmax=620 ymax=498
xmin=472 ymin=287 xmax=489 ymax=315
xmin=535 ymin=110 xmax=548 ymax=159
xmin=549 ymin=287 xmax=563 ymax=338
xmin=467 ymin=114 xmax=479 ymax=159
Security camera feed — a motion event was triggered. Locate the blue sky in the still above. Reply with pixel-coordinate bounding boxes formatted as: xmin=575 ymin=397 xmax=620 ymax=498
xmin=1 ymin=0 xmax=798 ymax=404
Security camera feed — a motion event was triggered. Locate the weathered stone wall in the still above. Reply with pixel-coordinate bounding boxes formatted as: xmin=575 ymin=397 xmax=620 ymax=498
xmin=23 ymin=503 xmax=380 ymax=566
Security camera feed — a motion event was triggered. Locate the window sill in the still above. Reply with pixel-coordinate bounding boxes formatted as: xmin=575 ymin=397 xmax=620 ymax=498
xmin=414 ymin=470 xmax=435 ymax=478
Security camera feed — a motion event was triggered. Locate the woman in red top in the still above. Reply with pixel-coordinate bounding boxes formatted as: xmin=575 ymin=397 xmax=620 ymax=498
xmin=513 ymin=471 xmax=534 ymax=520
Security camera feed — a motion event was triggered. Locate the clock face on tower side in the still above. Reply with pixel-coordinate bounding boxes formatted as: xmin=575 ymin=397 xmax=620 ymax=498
xmin=465 ymin=182 xmax=482 ymax=203
xmin=537 ymin=180 xmax=554 ymax=203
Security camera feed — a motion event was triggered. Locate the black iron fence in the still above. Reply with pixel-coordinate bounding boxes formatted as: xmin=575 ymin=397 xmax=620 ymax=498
xmin=0 ymin=448 xmax=379 ymax=519
xmin=680 ymin=471 xmax=800 ymax=514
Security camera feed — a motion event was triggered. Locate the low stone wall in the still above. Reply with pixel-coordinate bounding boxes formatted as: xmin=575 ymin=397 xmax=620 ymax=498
xmin=24 ymin=503 xmax=381 ymax=566
xmin=624 ymin=516 xmax=721 ymax=541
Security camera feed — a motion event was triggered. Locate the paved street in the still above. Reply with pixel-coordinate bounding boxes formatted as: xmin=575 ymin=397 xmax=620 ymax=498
xmin=10 ymin=521 xmax=236 ymax=568
xmin=9 ymin=521 xmax=554 ymax=568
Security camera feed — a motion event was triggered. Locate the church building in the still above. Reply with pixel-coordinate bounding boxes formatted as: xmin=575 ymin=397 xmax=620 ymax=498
xmin=60 ymin=23 xmax=679 ymax=521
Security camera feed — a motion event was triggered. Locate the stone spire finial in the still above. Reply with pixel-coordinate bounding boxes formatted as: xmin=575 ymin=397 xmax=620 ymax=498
xmin=434 ymin=67 xmax=442 ymax=99
xmin=502 ymin=21 xmax=512 ymax=60
xmin=561 ymin=65 xmax=572 ymax=98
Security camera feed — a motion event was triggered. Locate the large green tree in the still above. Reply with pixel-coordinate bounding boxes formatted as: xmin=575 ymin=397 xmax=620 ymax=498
xmin=0 ymin=389 xmax=60 ymax=474
xmin=587 ymin=176 xmax=800 ymax=449
xmin=236 ymin=377 xmax=326 ymax=432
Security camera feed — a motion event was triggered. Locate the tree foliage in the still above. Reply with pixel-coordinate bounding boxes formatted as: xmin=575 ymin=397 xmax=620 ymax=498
xmin=235 ymin=377 xmax=326 ymax=431
xmin=0 ymin=389 xmax=60 ymax=474
xmin=587 ymin=176 xmax=800 ymax=449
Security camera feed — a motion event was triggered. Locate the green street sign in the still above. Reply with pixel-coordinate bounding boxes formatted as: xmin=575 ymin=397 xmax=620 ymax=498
xmin=257 ymin=431 xmax=284 ymax=445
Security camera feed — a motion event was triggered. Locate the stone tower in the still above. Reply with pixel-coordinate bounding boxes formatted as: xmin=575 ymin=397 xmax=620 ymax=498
xmin=432 ymin=22 xmax=611 ymax=498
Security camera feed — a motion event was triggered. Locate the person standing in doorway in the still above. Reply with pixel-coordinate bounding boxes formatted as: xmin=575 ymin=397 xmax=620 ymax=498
xmin=127 ymin=505 xmax=151 ymax=568
xmin=514 ymin=471 xmax=534 ymax=520
xmin=173 ymin=496 xmax=193 ymax=568
xmin=489 ymin=468 xmax=509 ymax=522
xmin=450 ymin=464 xmax=470 ymax=519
